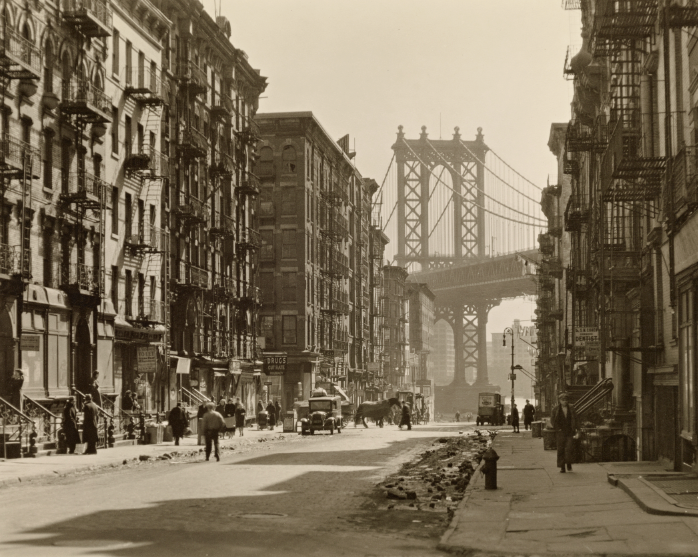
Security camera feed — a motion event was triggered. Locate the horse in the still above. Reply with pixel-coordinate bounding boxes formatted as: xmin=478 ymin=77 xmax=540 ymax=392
xmin=354 ymin=397 xmax=401 ymax=428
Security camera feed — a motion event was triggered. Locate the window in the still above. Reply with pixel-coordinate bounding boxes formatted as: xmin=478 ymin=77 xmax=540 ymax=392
xmin=61 ymin=139 xmax=71 ymax=193
xmin=125 ymin=40 xmax=132 ymax=84
xmin=111 ymin=187 xmax=119 ymax=234
xmin=281 ymin=189 xmax=296 ymax=215
xmin=261 ymin=316 xmax=274 ymax=349
xmin=112 ymin=30 xmax=119 ymax=76
xmin=44 ymin=41 xmax=53 ymax=94
xmin=282 ymin=272 xmax=296 ymax=302
xmin=282 ymin=315 xmax=297 ymax=345
xmin=111 ymin=106 xmax=119 ymax=154
xmin=125 ymin=193 xmax=132 ymax=239
xmin=282 ymin=145 xmax=297 ymax=173
xmin=260 ymin=273 xmax=274 ymax=304
xmin=111 ymin=266 xmax=119 ymax=308
xmin=680 ymin=288 xmax=695 ymax=435
xmin=43 ymin=132 xmax=53 ymax=190
xmin=258 ymin=146 xmax=273 ymax=177
xmin=125 ymin=115 xmax=132 ymax=156
xmin=260 ymin=230 xmax=274 ymax=260
xmin=125 ymin=270 xmax=132 ymax=318
xmin=282 ymin=229 xmax=296 ymax=259
xmin=42 ymin=230 xmax=53 ymax=286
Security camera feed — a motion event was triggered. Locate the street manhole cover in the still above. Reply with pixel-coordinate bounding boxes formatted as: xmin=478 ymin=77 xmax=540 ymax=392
xmin=239 ymin=512 xmax=287 ymax=519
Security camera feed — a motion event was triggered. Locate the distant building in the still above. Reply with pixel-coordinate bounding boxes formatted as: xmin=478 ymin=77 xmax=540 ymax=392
xmin=431 ymin=320 xmax=455 ymax=386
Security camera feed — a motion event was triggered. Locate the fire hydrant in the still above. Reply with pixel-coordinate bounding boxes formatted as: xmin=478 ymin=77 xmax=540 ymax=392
xmin=481 ymin=447 xmax=500 ymax=490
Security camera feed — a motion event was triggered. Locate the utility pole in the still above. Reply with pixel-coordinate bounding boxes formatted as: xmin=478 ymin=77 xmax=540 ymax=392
xmin=503 ymin=326 xmax=515 ymax=411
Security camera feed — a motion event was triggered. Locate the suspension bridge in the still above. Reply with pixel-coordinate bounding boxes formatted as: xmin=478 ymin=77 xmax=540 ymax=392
xmin=375 ymin=125 xmax=546 ymax=412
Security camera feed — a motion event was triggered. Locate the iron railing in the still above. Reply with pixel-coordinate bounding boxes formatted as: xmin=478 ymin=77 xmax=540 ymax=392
xmin=0 ymin=244 xmax=30 ymax=276
xmin=0 ymin=26 xmax=42 ymax=77
xmin=61 ymin=78 xmax=112 ymax=120
xmin=62 ymin=0 xmax=113 ymax=31
xmin=22 ymin=396 xmax=61 ymax=445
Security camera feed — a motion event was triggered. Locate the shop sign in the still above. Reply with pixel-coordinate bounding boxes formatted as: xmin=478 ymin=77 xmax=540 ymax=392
xmin=263 ymin=353 xmax=287 ymax=376
xmin=21 ymin=335 xmax=40 ymax=351
xmin=367 ymin=362 xmax=380 ymax=372
xmin=137 ymin=346 xmax=158 ymax=373
xmin=321 ymin=349 xmax=335 ymax=358
xmin=575 ymin=327 xmax=598 ymax=345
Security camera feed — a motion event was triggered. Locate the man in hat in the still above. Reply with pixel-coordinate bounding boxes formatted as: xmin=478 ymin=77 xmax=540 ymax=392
xmin=82 ymin=394 xmax=100 ymax=455
xmin=10 ymin=368 xmax=24 ymax=410
xmin=550 ymin=392 xmax=578 ymax=473
xmin=523 ymin=399 xmax=536 ymax=430
xmin=168 ymin=402 xmax=188 ymax=446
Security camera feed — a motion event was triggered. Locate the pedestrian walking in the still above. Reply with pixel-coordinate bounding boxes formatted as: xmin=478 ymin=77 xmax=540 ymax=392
xmin=275 ymin=399 xmax=282 ymax=423
xmin=399 ymin=402 xmax=412 ymax=430
xmin=235 ymin=398 xmax=246 ymax=437
xmin=266 ymin=401 xmax=277 ymax=430
xmin=455 ymin=410 xmax=461 ymax=422
xmin=511 ymin=404 xmax=520 ymax=433
xmin=224 ymin=398 xmax=237 ymax=438
xmin=216 ymin=398 xmax=226 ymax=416
xmin=168 ymin=402 xmax=188 ymax=446
xmin=201 ymin=402 xmax=225 ymax=462
xmin=82 ymin=394 xmax=100 ymax=455
xmin=523 ymin=399 xmax=536 ymax=430
xmin=550 ymin=392 xmax=578 ymax=473
xmin=61 ymin=397 xmax=80 ymax=454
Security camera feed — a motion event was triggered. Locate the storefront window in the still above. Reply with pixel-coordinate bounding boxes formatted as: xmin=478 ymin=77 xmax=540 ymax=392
xmin=680 ymin=289 xmax=695 ymax=435
xmin=48 ymin=313 xmax=70 ymax=390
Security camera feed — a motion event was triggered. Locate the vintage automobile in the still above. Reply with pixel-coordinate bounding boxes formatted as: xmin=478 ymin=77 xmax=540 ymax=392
xmin=300 ymin=396 xmax=343 ymax=435
xmin=476 ymin=392 xmax=505 ymax=426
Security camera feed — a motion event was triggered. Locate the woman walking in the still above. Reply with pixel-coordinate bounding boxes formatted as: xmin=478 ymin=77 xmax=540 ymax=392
xmin=61 ymin=397 xmax=81 ymax=454
xmin=235 ymin=398 xmax=246 ymax=437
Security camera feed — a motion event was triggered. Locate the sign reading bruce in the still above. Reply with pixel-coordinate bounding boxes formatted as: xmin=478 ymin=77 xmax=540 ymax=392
xmin=137 ymin=346 xmax=158 ymax=373
xmin=263 ymin=353 xmax=287 ymax=376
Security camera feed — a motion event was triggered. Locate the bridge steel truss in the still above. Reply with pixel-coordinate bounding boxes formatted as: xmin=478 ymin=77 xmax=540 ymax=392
xmin=394 ymin=126 xmax=503 ymax=392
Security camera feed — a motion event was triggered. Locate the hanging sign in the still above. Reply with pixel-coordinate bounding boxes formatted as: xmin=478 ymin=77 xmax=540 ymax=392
xmin=263 ymin=353 xmax=287 ymax=376
xmin=137 ymin=346 xmax=158 ymax=373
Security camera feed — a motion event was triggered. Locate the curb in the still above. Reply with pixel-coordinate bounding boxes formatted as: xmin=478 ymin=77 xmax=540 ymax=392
xmin=612 ymin=475 xmax=698 ymax=518
xmin=437 ymin=453 xmax=486 ymax=554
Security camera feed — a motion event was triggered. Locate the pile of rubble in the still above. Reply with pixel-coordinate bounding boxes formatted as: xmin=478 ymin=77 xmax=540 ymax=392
xmin=380 ymin=431 xmax=492 ymax=516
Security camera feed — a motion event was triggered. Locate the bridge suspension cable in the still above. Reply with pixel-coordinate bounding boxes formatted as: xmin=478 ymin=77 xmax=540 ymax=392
xmin=423 ymin=138 xmax=547 ymax=223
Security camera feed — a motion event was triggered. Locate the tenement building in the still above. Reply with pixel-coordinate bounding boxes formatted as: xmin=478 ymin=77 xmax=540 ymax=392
xmin=0 ymin=0 xmax=265 ymax=454
xmin=552 ymin=0 xmax=698 ymax=470
xmin=254 ymin=112 xmax=383 ymax=408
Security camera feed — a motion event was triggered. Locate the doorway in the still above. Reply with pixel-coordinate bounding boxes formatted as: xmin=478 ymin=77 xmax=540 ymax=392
xmin=0 ymin=306 xmax=15 ymax=399
xmin=75 ymin=318 xmax=92 ymax=394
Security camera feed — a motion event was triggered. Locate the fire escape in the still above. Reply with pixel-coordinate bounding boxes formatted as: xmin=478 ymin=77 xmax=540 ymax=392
xmin=123 ymin=62 xmax=169 ymax=330
xmin=0 ymin=22 xmax=41 ymax=295
xmin=319 ymin=174 xmax=349 ymax=377
xmin=234 ymin=108 xmax=261 ymax=359
xmin=58 ymin=0 xmax=113 ymax=306
xmin=590 ymin=0 xmax=660 ymax=354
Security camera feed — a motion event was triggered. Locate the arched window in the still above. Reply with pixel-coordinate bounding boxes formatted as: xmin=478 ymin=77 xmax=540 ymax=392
xmin=282 ymin=145 xmax=296 ymax=173
xmin=61 ymin=52 xmax=72 ymax=97
xmin=257 ymin=146 xmax=273 ymax=177
xmin=44 ymin=41 xmax=53 ymax=94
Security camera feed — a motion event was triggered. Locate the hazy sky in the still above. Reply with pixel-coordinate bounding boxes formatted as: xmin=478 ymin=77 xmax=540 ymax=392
xmin=205 ymin=0 xmax=578 ymax=335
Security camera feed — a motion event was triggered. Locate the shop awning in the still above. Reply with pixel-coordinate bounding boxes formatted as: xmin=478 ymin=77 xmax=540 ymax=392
xmin=333 ymin=384 xmax=350 ymax=402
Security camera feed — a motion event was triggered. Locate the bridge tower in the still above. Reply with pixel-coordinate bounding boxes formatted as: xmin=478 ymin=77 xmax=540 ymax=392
xmin=393 ymin=126 xmax=501 ymax=412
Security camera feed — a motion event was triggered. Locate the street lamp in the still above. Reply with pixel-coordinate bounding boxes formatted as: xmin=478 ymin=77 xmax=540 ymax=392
xmin=503 ymin=327 xmax=516 ymax=412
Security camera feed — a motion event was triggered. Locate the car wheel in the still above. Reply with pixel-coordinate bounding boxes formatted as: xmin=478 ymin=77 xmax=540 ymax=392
xmin=310 ymin=429 xmax=315 ymax=435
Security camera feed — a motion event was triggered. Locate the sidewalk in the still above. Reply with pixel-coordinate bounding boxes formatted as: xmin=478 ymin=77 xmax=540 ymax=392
xmin=439 ymin=430 xmax=698 ymax=556
xmin=0 ymin=424 xmax=289 ymax=488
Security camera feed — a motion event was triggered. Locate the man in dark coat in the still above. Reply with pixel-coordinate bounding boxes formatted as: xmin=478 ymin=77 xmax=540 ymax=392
xmin=122 ymin=390 xmax=133 ymax=411
xmin=266 ymin=401 xmax=277 ymax=429
xmin=550 ymin=392 xmax=578 ymax=473
xmin=10 ymin=369 xmax=24 ymax=410
xmin=511 ymin=404 xmax=520 ymax=433
xmin=168 ymin=402 xmax=188 ymax=446
xmin=82 ymin=394 xmax=100 ymax=454
xmin=62 ymin=397 xmax=81 ymax=454
xmin=399 ymin=402 xmax=412 ymax=430
xmin=90 ymin=371 xmax=102 ymax=407
xmin=523 ymin=399 xmax=536 ymax=430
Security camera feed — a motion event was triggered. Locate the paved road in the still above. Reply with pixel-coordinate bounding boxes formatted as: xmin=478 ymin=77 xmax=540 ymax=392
xmin=0 ymin=422 xmax=472 ymax=557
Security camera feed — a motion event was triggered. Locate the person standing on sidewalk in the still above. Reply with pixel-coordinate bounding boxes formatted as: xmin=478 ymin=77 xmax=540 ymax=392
xmin=168 ymin=402 xmax=188 ymax=446
xmin=511 ymin=404 xmax=520 ymax=433
xmin=201 ymin=402 xmax=225 ymax=462
xmin=235 ymin=398 xmax=246 ymax=437
xmin=550 ymin=392 xmax=578 ymax=473
xmin=82 ymin=394 xmax=100 ymax=455
xmin=61 ymin=397 xmax=80 ymax=454
xmin=523 ymin=399 xmax=536 ymax=430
